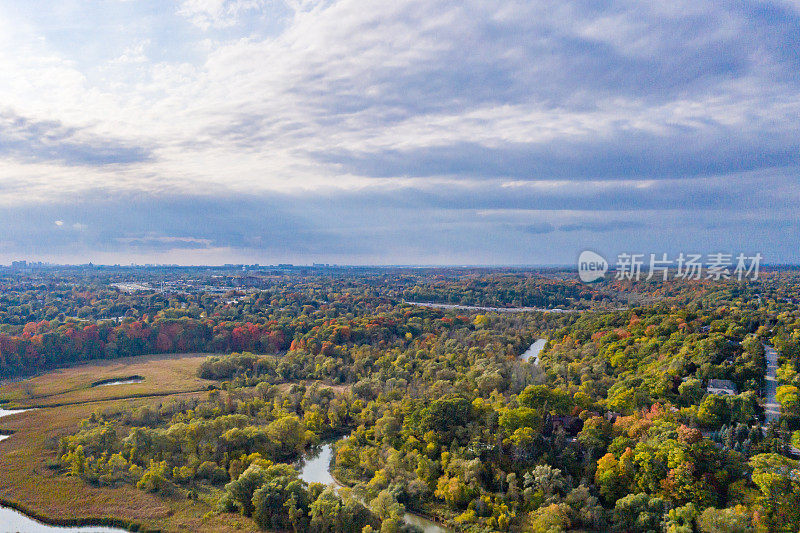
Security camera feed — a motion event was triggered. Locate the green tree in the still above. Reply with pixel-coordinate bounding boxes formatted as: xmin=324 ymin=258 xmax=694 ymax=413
xmin=136 ymin=460 xmax=170 ymax=494
xmin=697 ymin=505 xmax=752 ymax=533
xmin=223 ymin=464 xmax=269 ymax=516
xmin=519 ymin=385 xmax=573 ymax=414
xmin=749 ymin=453 xmax=800 ymax=531
xmin=529 ymin=503 xmax=570 ymax=533
xmin=612 ymin=493 xmax=664 ymax=533
xmin=664 ymin=503 xmax=698 ymax=533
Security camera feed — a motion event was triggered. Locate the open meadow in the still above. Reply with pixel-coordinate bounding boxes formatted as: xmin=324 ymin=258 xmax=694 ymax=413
xmin=0 ymin=354 xmax=260 ymax=532
xmin=0 ymin=353 xmax=217 ymax=408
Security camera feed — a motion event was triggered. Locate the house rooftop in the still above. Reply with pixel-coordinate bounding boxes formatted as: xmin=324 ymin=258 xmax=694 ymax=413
xmin=707 ymin=379 xmax=737 ymax=395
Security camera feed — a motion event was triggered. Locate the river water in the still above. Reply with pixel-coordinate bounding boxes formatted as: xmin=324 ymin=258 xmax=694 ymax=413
xmin=0 ymin=408 xmax=30 ymax=419
xmin=520 ymin=338 xmax=547 ymax=364
xmin=1 ymin=406 xmax=449 ymax=533
xmin=0 ymin=408 xmax=29 ymax=444
xmin=0 ymin=508 xmax=126 ymax=533
xmin=298 ymin=440 xmax=452 ymax=533
xmin=0 ymin=408 xmax=27 ymax=446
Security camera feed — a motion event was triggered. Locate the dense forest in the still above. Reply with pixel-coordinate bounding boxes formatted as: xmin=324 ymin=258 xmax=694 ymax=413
xmin=4 ymin=267 xmax=800 ymax=531
xmin=0 ymin=268 xmax=609 ymax=379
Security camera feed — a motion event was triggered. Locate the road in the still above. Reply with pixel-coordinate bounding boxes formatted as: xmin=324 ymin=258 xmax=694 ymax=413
xmin=764 ymin=344 xmax=780 ymax=424
xmin=762 ymin=344 xmax=800 ymax=455
xmin=405 ymin=301 xmax=580 ymax=313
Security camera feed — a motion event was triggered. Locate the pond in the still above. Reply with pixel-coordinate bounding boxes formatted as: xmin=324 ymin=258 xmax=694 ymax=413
xmin=91 ymin=376 xmax=144 ymax=387
xmin=298 ymin=440 xmax=453 ymax=533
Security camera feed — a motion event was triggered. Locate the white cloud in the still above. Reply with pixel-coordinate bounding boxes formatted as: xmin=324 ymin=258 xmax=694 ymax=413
xmin=178 ymin=0 xmax=272 ymax=30
xmin=0 ymin=0 xmax=796 ymax=199
xmin=0 ymin=0 xmax=798 ymax=262
xmin=111 ymin=40 xmax=150 ymax=64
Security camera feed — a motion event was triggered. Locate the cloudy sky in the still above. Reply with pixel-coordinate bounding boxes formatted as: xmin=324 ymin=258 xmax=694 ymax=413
xmin=0 ymin=0 xmax=798 ymax=265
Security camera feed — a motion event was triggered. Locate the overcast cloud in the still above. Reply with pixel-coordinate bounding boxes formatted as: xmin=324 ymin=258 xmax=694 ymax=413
xmin=0 ymin=0 xmax=797 ymax=264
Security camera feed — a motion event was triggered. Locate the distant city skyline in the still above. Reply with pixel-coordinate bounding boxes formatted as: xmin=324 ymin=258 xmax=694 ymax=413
xmin=0 ymin=1 xmax=798 ymax=265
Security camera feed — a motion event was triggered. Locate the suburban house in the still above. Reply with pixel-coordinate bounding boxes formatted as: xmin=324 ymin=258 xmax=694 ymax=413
xmin=707 ymin=379 xmax=737 ymax=396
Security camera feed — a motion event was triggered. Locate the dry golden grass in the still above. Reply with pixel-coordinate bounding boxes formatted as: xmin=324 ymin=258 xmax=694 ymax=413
xmin=0 ymin=354 xmax=260 ymax=533
xmin=0 ymin=353 xmax=215 ymax=408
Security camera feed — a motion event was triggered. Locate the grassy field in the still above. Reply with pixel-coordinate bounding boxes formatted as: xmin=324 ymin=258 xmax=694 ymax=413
xmin=0 ymin=352 xmax=216 ymax=408
xmin=0 ymin=354 xmax=260 ymax=533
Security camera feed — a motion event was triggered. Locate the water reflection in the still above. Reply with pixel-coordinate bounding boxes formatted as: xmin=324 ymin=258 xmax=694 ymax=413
xmin=520 ymin=338 xmax=547 ymax=364
xmin=92 ymin=378 xmax=144 ymax=387
xmin=298 ymin=440 xmax=452 ymax=533
xmin=298 ymin=441 xmax=335 ymax=486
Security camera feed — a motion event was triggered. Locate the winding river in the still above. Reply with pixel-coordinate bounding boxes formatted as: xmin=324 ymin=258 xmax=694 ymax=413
xmin=0 ymin=339 xmax=550 ymax=533
xmin=298 ymin=440 xmax=453 ymax=533
xmin=0 ymin=407 xmax=449 ymax=533
xmin=521 ymin=338 xmax=547 ymax=365
xmin=0 ymin=334 xmax=551 ymax=533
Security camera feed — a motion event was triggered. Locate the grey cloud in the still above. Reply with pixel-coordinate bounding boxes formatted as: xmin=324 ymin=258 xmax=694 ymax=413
xmin=186 ymin=1 xmax=800 ymax=193
xmin=292 ymin=1 xmax=799 ymax=122
xmin=201 ymin=1 xmax=800 ymax=160
xmin=519 ymin=222 xmax=556 ymax=234
xmin=285 ymin=2 xmax=798 ymax=116
xmin=316 ymin=133 xmax=800 ymax=181
xmin=0 ymin=193 xmax=373 ymax=258
xmin=0 ymin=110 xmax=152 ymax=166
xmin=3 ymin=1 xmax=800 ymax=264
xmin=0 ymin=172 xmax=795 ymax=263
xmin=328 ymin=173 xmax=795 ymax=213
xmin=558 ymin=221 xmax=642 ymax=233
